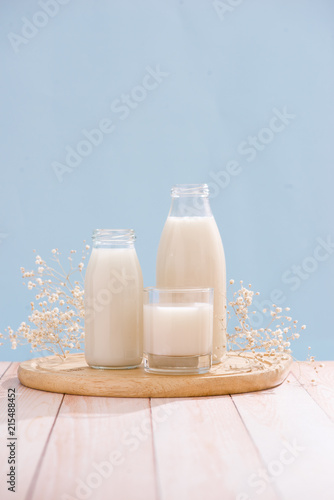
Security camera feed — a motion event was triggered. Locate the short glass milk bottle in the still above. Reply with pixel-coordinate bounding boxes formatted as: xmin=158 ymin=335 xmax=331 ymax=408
xmin=156 ymin=184 xmax=227 ymax=363
xmin=84 ymin=229 xmax=143 ymax=369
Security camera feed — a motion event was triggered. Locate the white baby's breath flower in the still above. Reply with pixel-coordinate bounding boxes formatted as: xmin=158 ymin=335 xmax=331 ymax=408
xmin=226 ymin=281 xmax=306 ymax=367
xmin=2 ymin=244 xmax=86 ymax=359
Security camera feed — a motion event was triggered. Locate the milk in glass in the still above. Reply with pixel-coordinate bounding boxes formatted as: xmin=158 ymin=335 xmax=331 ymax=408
xmin=144 ymin=302 xmax=213 ymax=356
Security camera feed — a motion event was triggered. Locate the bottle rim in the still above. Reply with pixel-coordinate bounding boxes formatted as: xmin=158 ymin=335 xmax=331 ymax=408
xmin=171 ymin=184 xmax=209 ymax=198
xmin=144 ymin=286 xmax=214 ymax=294
xmin=92 ymin=229 xmax=136 ymax=243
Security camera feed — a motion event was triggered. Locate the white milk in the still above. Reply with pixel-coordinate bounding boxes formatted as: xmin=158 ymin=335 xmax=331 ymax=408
xmin=84 ymin=247 xmax=143 ymax=368
xmin=144 ymin=302 xmax=213 ymax=356
xmin=156 ymin=216 xmax=226 ymax=362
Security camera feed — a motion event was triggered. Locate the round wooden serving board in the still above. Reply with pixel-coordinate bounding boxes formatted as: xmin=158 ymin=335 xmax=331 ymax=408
xmin=18 ymin=353 xmax=292 ymax=398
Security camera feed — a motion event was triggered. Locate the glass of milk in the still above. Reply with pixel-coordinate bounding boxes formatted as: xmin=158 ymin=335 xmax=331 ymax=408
xmin=84 ymin=229 xmax=143 ymax=369
xmin=143 ymin=287 xmax=214 ymax=374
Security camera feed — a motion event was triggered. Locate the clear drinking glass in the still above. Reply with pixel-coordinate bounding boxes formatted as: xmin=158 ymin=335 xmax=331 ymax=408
xmin=143 ymin=287 xmax=214 ymax=375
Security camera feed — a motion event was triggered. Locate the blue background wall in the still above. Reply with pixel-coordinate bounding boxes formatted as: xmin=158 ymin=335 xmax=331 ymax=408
xmin=1 ymin=0 xmax=333 ymax=361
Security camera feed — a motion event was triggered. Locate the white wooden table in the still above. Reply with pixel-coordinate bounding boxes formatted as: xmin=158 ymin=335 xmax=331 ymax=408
xmin=1 ymin=361 xmax=334 ymax=500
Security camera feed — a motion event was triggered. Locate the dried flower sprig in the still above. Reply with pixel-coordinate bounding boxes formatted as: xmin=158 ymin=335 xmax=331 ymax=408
xmin=225 ymin=280 xmax=306 ymax=369
xmin=2 ymin=244 xmax=90 ymax=359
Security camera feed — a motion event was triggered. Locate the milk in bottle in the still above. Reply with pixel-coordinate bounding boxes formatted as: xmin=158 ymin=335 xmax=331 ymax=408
xmin=84 ymin=229 xmax=143 ymax=369
xmin=156 ymin=184 xmax=226 ymax=363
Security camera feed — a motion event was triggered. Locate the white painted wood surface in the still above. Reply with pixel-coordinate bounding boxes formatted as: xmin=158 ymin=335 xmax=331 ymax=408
xmin=151 ymin=397 xmax=278 ymax=500
xmin=0 ymin=361 xmax=334 ymax=500
xmin=232 ymin=371 xmax=334 ymax=500
xmin=291 ymin=361 xmax=334 ymax=421
xmin=32 ymin=396 xmax=157 ymax=500
xmin=0 ymin=363 xmax=63 ymax=500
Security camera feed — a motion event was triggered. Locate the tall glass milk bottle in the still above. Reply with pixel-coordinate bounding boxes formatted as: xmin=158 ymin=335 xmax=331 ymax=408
xmin=156 ymin=184 xmax=226 ymax=363
xmin=84 ymin=229 xmax=143 ymax=369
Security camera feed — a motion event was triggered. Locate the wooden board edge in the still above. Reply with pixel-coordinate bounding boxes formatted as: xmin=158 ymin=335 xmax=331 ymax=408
xmin=17 ymin=359 xmax=292 ymax=398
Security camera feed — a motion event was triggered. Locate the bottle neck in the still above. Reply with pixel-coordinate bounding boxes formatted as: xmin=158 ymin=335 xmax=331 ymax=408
xmin=169 ymin=196 xmax=212 ymax=217
xmin=169 ymin=184 xmax=212 ymax=217
xmin=92 ymin=229 xmax=136 ymax=249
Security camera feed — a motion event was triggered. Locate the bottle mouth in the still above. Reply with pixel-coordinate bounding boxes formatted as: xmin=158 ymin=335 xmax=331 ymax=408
xmin=144 ymin=287 xmax=214 ymax=293
xmin=171 ymin=184 xmax=209 ymax=198
xmin=92 ymin=229 xmax=136 ymax=244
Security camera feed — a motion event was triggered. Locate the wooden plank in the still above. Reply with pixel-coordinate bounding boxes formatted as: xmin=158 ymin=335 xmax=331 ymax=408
xmin=0 ymin=363 xmax=64 ymax=500
xmin=151 ymin=396 xmax=279 ymax=500
xmin=232 ymin=374 xmax=334 ymax=500
xmin=31 ymin=396 xmax=158 ymax=500
xmin=0 ymin=362 xmax=11 ymax=378
xmin=291 ymin=361 xmax=334 ymax=421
